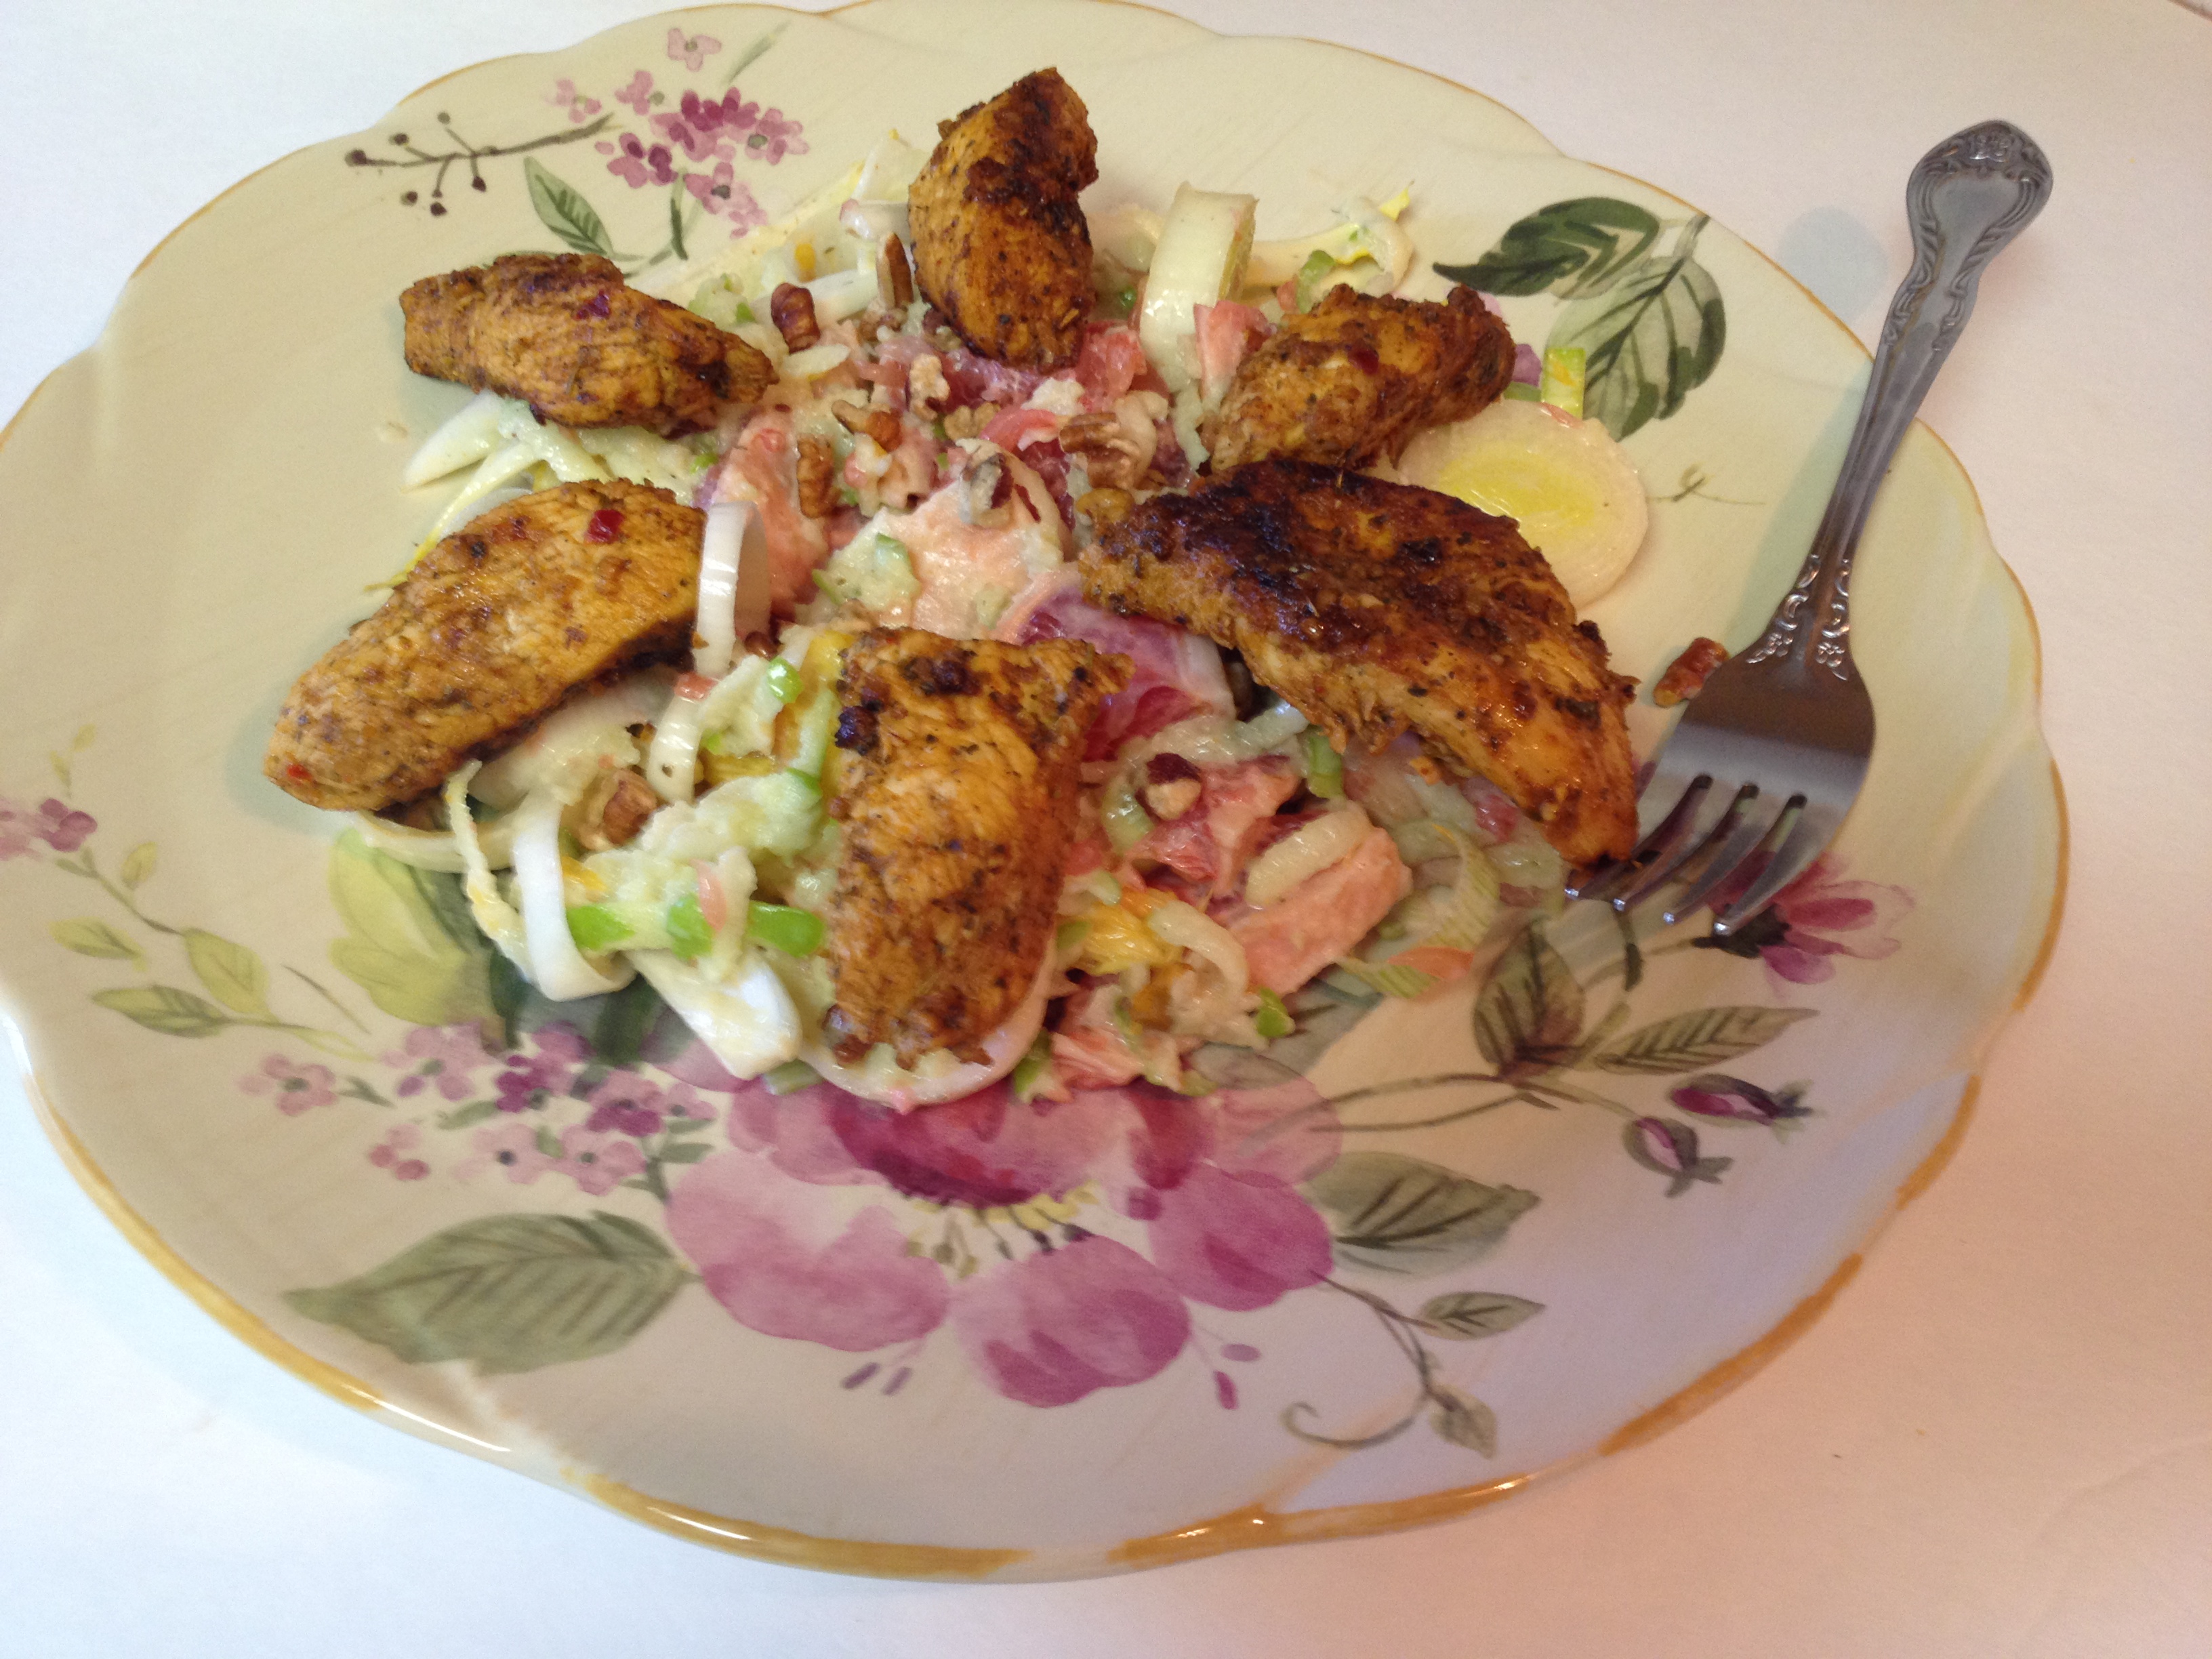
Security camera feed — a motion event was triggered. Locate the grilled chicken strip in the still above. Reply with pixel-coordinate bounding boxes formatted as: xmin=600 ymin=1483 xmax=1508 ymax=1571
xmin=1080 ymin=462 xmax=1637 ymax=864
xmin=907 ymin=69 xmax=1099 ymax=370
xmin=267 ymin=481 xmax=701 ymax=811
xmin=823 ymin=629 xmax=1128 ymax=1067
xmin=1202 ymin=285 xmax=1515 ymax=472
xmin=401 ymin=252 xmax=773 ymax=435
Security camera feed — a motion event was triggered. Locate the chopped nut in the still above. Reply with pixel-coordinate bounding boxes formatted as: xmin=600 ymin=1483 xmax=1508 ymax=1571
xmin=1058 ymin=407 xmax=1149 ymax=489
xmin=1654 ymin=636 xmax=1728 ymax=706
xmin=877 ymin=232 xmax=915 ymax=309
xmin=769 ymin=282 xmax=820 ymax=352
xmin=907 ymin=353 xmax=951 ymax=418
xmin=576 ymin=767 xmax=658 ymax=851
xmin=942 ymin=400 xmax=998 ymax=440
xmin=1073 ymin=487 xmax=1134 ymax=527
xmin=959 ymin=453 xmax=1013 ymax=528
xmin=833 ymin=398 xmax=903 ymax=450
xmin=796 ymin=436 xmax=836 ymax=518
xmin=1142 ymin=777 xmax=1204 ymax=821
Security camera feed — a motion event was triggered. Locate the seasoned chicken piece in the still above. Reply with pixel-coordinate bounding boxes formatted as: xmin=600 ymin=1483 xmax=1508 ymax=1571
xmin=1080 ymin=462 xmax=1637 ymax=864
xmin=907 ymin=69 xmax=1099 ymax=370
xmin=401 ymin=252 xmax=773 ymax=435
xmin=823 ymin=629 xmax=1129 ymax=1066
xmin=1202 ymin=285 xmax=1515 ymax=472
xmin=267 ymin=481 xmax=701 ymax=811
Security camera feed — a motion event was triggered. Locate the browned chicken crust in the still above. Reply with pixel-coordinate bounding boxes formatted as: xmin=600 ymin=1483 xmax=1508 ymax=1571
xmin=823 ymin=630 xmax=1129 ymax=1066
xmin=1080 ymin=462 xmax=1637 ymax=864
xmin=266 ymin=481 xmax=702 ymax=811
xmin=907 ymin=69 xmax=1099 ymax=370
xmin=1202 ymin=285 xmax=1515 ymax=472
xmin=401 ymin=252 xmax=773 ymax=435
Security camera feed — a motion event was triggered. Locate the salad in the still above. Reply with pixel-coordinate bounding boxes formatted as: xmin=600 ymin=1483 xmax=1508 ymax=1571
xmin=289 ymin=71 xmax=1653 ymax=1113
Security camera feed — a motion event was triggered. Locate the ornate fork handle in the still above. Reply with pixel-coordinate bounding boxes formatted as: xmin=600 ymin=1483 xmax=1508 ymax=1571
xmin=1744 ymin=121 xmax=2053 ymax=676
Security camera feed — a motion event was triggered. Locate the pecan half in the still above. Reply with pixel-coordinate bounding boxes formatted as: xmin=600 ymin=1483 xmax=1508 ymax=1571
xmin=796 ymin=436 xmax=836 ymax=518
xmin=942 ymin=401 xmax=998 ymax=441
xmin=769 ymin=282 xmax=821 ymax=352
xmin=877 ymin=232 xmax=914 ymax=310
xmin=576 ymin=767 xmax=659 ymax=851
xmin=1058 ymin=408 xmax=1147 ymax=489
xmin=907 ymin=353 xmax=951 ymax=418
xmin=832 ymin=398 xmax=903 ymax=451
xmin=1654 ymin=636 xmax=1728 ymax=706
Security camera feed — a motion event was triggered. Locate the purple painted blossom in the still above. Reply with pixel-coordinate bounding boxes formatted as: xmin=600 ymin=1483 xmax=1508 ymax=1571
xmin=556 ymin=1126 xmax=647 ymax=1195
xmin=585 ymin=1071 xmax=665 ymax=1137
xmin=459 ymin=1120 xmax=552 ymax=1184
xmin=744 ymin=107 xmax=807 ymax=165
xmin=666 ymin=1074 xmax=1338 ymax=1409
xmin=666 ymin=26 xmax=721 ymax=71
xmin=492 ymin=1022 xmax=589 ymax=1112
xmin=653 ymin=88 xmax=758 ymax=163
xmin=602 ymin=132 xmax=677 ymax=189
xmin=1699 ymin=853 xmax=1912 ymax=992
xmin=382 ymin=1023 xmax=491 ymax=1101
xmin=1624 ymin=1116 xmax=1732 ymax=1196
xmin=613 ymin=70 xmax=655 ymax=115
xmin=548 ymin=77 xmax=602 ymax=124
xmin=1511 ymin=342 xmax=1542 ymax=385
xmin=368 ymin=1124 xmax=429 ymax=1181
xmin=239 ymin=1052 xmax=337 ymax=1115
xmin=0 ymin=796 xmax=96 ymax=859
xmin=1671 ymin=1073 xmax=1809 ymax=1126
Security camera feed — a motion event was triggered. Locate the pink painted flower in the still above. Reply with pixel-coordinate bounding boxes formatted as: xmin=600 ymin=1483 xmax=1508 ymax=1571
xmin=666 ymin=1073 xmax=1338 ymax=1408
xmin=239 ymin=1052 xmax=337 ymax=1115
xmin=1700 ymin=853 xmax=1913 ymax=991
xmin=666 ymin=26 xmax=721 ymax=71
xmin=556 ymin=1126 xmax=648 ymax=1195
xmin=0 ymin=796 xmax=96 ymax=859
xmin=614 ymin=70 xmax=656 ymax=115
xmin=367 ymin=1124 xmax=429 ymax=1181
xmin=603 ymin=132 xmax=677 ymax=189
xmin=744 ymin=108 xmax=807 ymax=165
xmin=547 ymin=77 xmax=602 ymax=124
xmin=583 ymin=1069 xmax=710 ymax=1138
xmin=682 ymin=161 xmax=764 ymax=230
xmin=459 ymin=1120 xmax=553 ymax=1184
xmin=381 ymin=1023 xmax=491 ymax=1101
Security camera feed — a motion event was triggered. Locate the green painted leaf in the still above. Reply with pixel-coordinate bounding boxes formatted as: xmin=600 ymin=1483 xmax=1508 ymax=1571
xmin=1589 ymin=1005 xmax=1817 ymax=1076
xmin=51 ymin=918 xmax=142 ymax=963
xmin=327 ymin=831 xmax=495 ymax=1028
xmin=436 ymin=1099 xmax=502 ymax=1130
xmin=659 ymin=1141 xmax=711 ymax=1164
xmin=1418 ymin=1290 xmax=1544 ymax=1340
xmin=119 ymin=842 xmax=158 ymax=890
xmin=285 ymin=1212 xmax=688 ymax=1375
xmin=1435 ymin=197 xmax=1661 ymax=298
xmin=1472 ymin=921 xmax=1585 ymax=1080
xmin=1551 ymin=217 xmax=1725 ymax=439
xmin=91 ymin=985 xmax=227 ymax=1038
xmin=299 ymin=1029 xmax=371 ymax=1061
xmin=1429 ymin=1386 xmax=1498 ymax=1456
xmin=591 ymin=976 xmax=665 ymax=1067
xmin=525 ymin=157 xmax=614 ymax=258
xmin=1303 ymin=1151 xmax=1538 ymax=1276
xmin=184 ymin=928 xmax=271 ymax=1018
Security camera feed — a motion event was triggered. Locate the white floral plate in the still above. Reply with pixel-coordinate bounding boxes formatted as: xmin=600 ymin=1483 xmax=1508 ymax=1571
xmin=0 ymin=0 xmax=2061 ymax=1580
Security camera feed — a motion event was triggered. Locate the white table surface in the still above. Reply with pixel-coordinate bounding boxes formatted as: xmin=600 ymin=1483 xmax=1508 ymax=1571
xmin=4 ymin=1 xmax=2208 ymax=1653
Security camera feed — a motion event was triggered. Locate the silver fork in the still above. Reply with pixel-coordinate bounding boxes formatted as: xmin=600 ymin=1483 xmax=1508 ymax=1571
xmin=1568 ymin=120 xmax=2052 ymax=934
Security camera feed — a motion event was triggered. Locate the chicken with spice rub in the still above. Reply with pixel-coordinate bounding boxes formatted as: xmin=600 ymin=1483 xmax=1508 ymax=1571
xmin=401 ymin=252 xmax=774 ymax=435
xmin=1078 ymin=461 xmax=1639 ymax=866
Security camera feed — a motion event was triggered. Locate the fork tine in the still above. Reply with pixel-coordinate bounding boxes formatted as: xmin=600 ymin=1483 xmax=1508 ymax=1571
xmin=1613 ymin=780 xmax=1750 ymax=913
xmin=1660 ymin=790 xmax=1783 ymax=924
xmin=1707 ymin=800 xmax=1845 ymax=935
xmin=1565 ymin=776 xmax=1708 ymax=902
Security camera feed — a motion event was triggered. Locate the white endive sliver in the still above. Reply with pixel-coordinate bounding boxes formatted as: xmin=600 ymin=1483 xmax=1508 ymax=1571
xmin=635 ymin=950 xmax=801 ymax=1080
xmin=403 ymin=390 xmax=508 ymax=488
xmin=445 ymin=765 xmax=530 ymax=969
xmin=1245 ymin=806 xmax=1375 ymax=909
xmin=510 ymin=792 xmax=635 ymax=1002
xmin=418 ymin=438 xmax=539 ymax=548
xmin=1145 ymin=899 xmax=1249 ymax=1000
xmin=349 ymin=808 xmax=516 ymax=874
xmin=692 ymin=498 xmax=768 ymax=680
